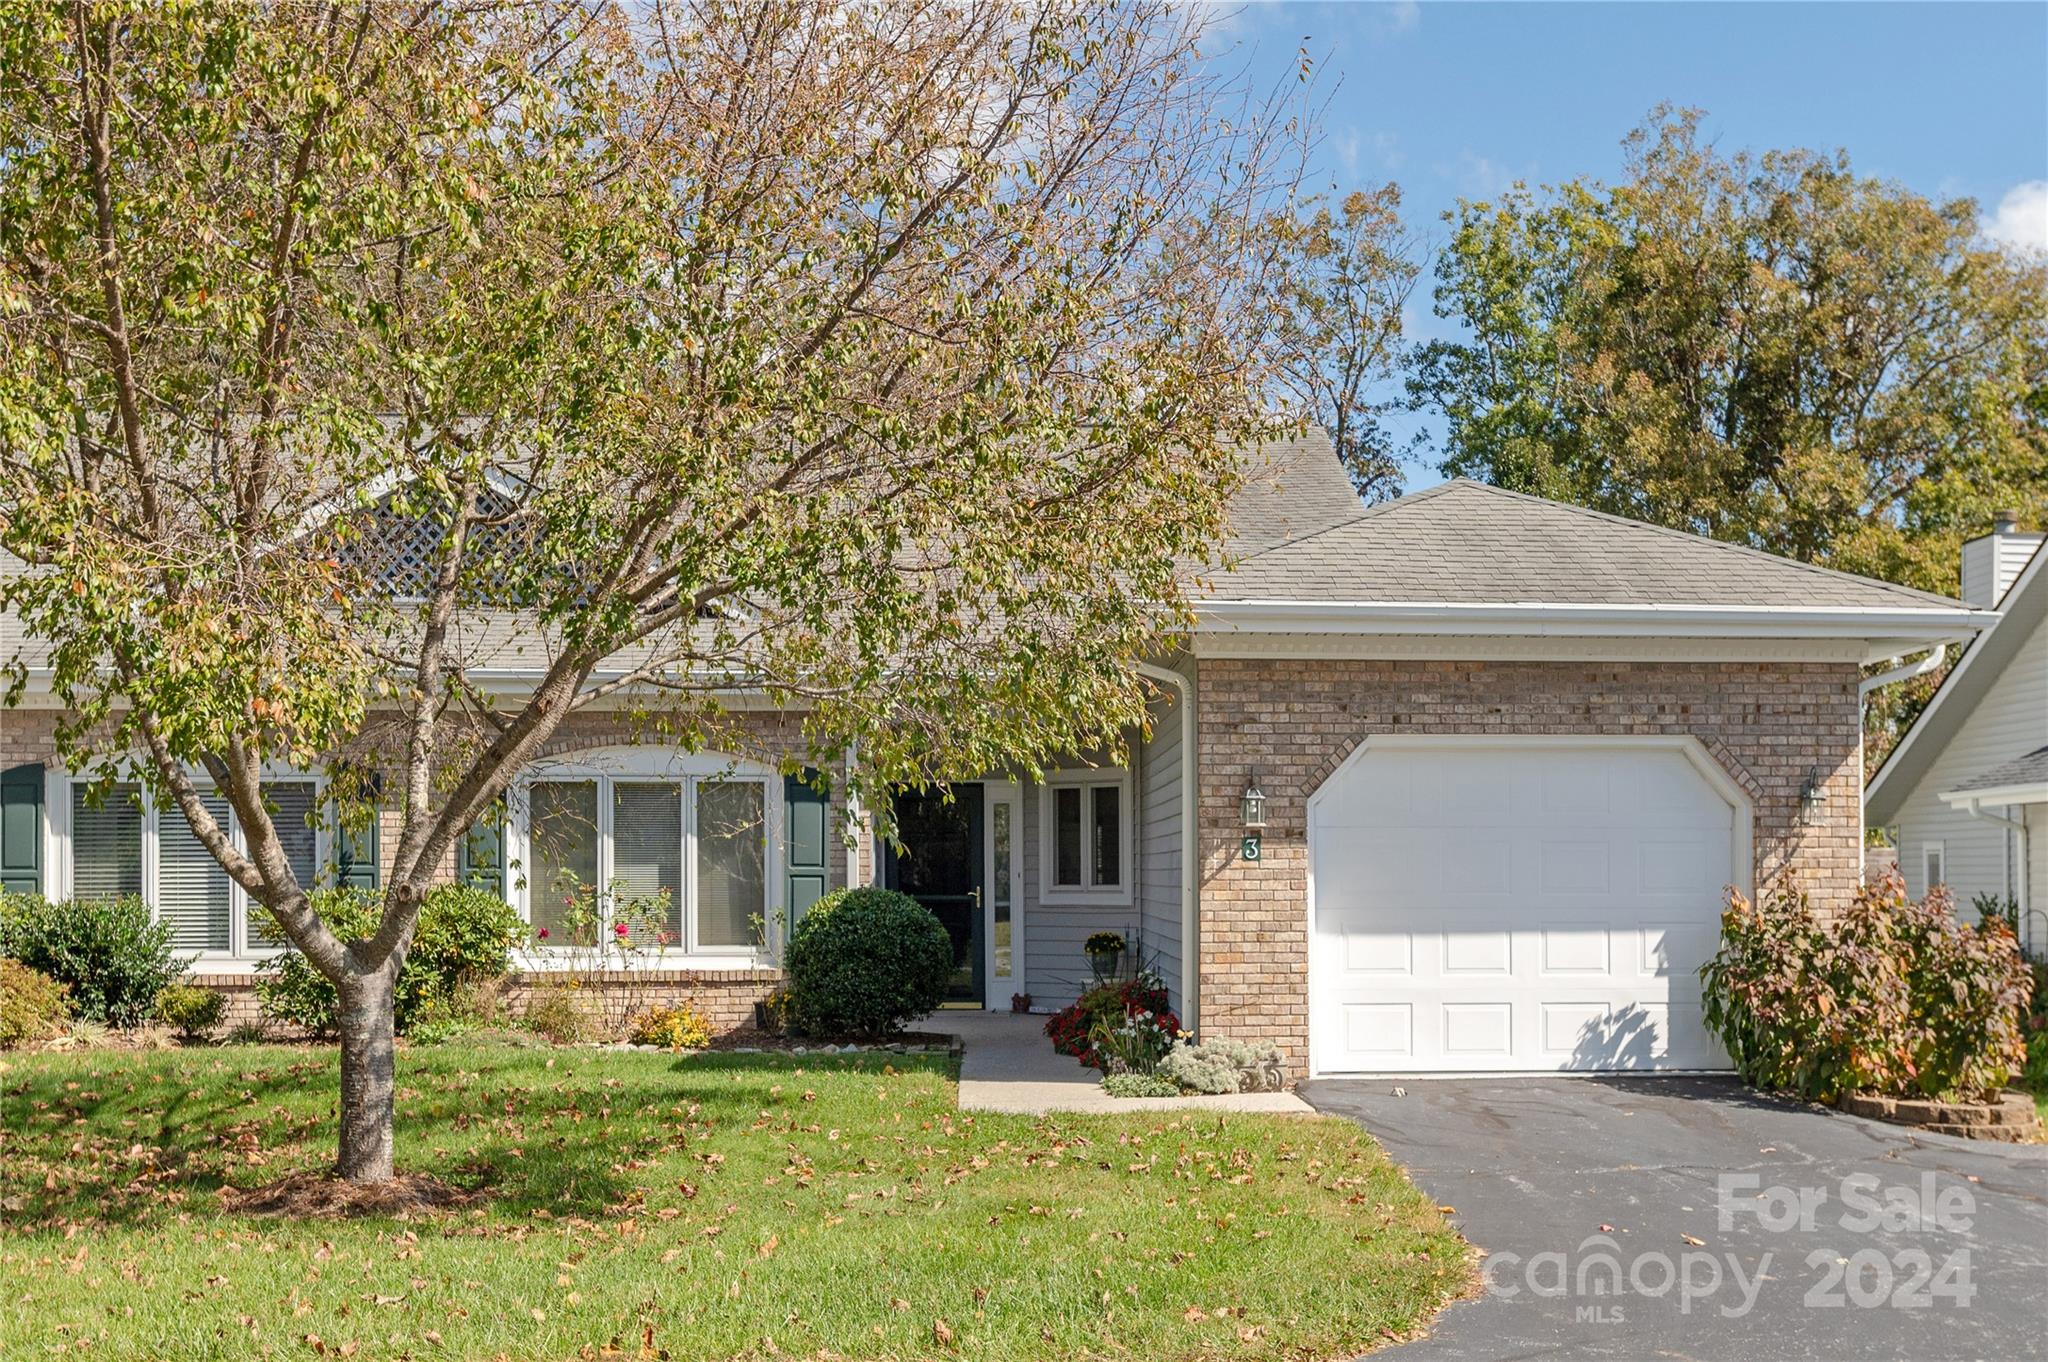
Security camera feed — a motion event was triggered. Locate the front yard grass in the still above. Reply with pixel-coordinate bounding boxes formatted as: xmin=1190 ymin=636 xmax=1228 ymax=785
xmin=0 ymin=1044 xmax=1466 ymax=1361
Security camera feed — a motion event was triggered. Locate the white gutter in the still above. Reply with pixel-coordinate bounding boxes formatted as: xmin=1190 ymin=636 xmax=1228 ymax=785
xmin=1198 ymin=599 xmax=1991 ymax=663
xmin=1136 ymin=660 xmax=1198 ymax=1032
xmin=1859 ymin=647 xmax=1948 ymax=697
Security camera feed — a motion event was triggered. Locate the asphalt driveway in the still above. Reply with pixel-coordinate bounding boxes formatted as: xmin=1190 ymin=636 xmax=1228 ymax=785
xmin=1301 ymin=1076 xmax=2048 ymax=1361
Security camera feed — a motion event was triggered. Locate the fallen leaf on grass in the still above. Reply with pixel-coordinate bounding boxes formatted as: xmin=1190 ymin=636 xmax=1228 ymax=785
xmin=932 ymin=1318 xmax=955 ymax=1348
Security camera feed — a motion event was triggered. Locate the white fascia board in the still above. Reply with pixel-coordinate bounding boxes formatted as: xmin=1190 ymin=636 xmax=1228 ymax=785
xmin=1940 ymin=784 xmax=2048 ymax=810
xmin=1196 ymin=599 xmax=1991 ymax=663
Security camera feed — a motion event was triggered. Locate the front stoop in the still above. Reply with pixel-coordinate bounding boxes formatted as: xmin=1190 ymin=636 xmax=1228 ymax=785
xmin=1840 ymin=1091 xmax=2044 ymax=1142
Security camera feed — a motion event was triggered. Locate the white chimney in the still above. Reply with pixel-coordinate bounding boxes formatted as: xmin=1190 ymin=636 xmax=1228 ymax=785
xmin=1960 ymin=510 xmax=2045 ymax=608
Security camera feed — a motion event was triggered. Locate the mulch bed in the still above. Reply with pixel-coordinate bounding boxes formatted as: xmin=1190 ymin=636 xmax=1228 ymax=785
xmin=221 ymin=1171 xmax=476 ymax=1219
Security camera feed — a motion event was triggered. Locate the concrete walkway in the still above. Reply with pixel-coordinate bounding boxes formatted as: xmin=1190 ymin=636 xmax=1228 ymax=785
xmin=945 ymin=1010 xmax=1313 ymax=1115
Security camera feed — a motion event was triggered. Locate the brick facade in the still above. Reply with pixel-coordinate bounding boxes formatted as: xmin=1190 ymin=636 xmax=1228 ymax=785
xmin=189 ymin=968 xmax=779 ymax=1039
xmin=1194 ymin=657 xmax=1865 ymax=1062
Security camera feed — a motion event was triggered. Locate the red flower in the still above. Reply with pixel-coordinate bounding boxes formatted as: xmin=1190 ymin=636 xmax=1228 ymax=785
xmin=614 ymin=922 xmax=630 ymax=937
xmin=537 ymin=928 xmax=550 ymax=940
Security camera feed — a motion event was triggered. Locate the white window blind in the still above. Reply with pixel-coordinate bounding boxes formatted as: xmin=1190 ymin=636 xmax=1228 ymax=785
xmin=613 ymin=781 xmax=682 ymax=943
xmin=253 ymin=781 xmax=320 ymax=944
xmin=696 ymin=780 xmax=765 ymax=948
xmin=71 ymin=784 xmax=143 ymax=901
xmin=158 ymin=791 xmax=233 ymax=952
xmin=529 ymin=781 xmax=598 ymax=944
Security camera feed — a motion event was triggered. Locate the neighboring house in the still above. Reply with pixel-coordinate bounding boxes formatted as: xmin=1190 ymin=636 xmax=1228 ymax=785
xmin=0 ymin=433 xmax=1995 ymax=1074
xmin=1866 ymin=514 xmax=2047 ymax=954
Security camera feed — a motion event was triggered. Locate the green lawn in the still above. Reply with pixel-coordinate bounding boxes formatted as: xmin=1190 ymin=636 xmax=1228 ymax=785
xmin=0 ymin=1044 xmax=1467 ymax=1361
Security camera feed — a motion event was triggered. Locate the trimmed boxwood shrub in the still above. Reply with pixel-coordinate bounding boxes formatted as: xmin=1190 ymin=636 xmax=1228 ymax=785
xmin=255 ymin=885 xmax=526 ymax=1036
xmin=0 ymin=891 xmax=184 ymax=1027
xmin=0 ymin=958 xmax=72 ymax=1047
xmin=782 ymin=887 xmax=953 ymax=1037
xmin=1700 ymin=870 xmax=2032 ymax=1103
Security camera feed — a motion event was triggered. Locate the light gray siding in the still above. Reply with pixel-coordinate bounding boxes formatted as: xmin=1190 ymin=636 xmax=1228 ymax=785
xmin=1890 ymin=609 xmax=2046 ymax=932
xmin=1136 ymin=681 xmax=1187 ymax=1015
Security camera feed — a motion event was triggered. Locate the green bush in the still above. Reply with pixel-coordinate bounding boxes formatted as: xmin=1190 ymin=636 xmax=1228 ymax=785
xmin=1700 ymin=871 xmax=2032 ymax=1103
xmin=783 ymin=887 xmax=953 ymax=1037
xmin=154 ymin=983 xmax=225 ymax=1041
xmin=0 ymin=892 xmax=184 ymax=1027
xmin=254 ymin=885 xmax=525 ymax=1036
xmin=0 ymin=958 xmax=72 ymax=1048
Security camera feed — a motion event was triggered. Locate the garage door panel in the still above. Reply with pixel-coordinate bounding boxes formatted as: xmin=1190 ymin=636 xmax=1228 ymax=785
xmin=1441 ymin=1003 xmax=1514 ymax=1057
xmin=1341 ymin=928 xmax=1413 ymax=975
xmin=1312 ymin=742 xmax=1735 ymax=1074
xmin=1538 ymin=924 xmax=1611 ymax=975
xmin=1442 ymin=927 xmax=1513 ymax=975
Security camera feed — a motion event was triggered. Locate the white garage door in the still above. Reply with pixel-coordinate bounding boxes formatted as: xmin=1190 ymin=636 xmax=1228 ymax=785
xmin=1309 ymin=739 xmax=1742 ymax=1074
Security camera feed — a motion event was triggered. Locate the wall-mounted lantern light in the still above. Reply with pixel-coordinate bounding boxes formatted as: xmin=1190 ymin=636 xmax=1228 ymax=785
xmin=1241 ymin=774 xmax=1268 ymax=830
xmin=1799 ymin=768 xmax=1826 ymax=825
xmin=1239 ymin=774 xmax=1267 ymax=863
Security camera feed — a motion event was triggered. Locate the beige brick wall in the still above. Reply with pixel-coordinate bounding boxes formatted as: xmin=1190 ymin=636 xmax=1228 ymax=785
xmin=189 ymin=968 xmax=779 ymax=1039
xmin=1194 ymin=657 xmax=1864 ymax=1062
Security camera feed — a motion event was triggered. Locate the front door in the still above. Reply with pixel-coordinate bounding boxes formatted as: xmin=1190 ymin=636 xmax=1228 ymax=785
xmin=884 ymin=785 xmax=985 ymax=1004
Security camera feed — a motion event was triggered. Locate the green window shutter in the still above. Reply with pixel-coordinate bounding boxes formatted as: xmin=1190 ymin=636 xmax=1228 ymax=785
xmin=336 ymin=816 xmax=380 ymax=890
xmin=784 ymin=771 xmax=830 ymax=927
xmin=456 ymin=813 xmax=504 ymax=898
xmin=0 ymin=763 xmax=44 ymax=896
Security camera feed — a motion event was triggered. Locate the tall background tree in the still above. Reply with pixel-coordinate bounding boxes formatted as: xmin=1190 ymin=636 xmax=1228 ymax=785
xmin=1409 ymin=106 xmax=2048 ymax=767
xmin=0 ymin=0 xmax=1302 ymax=1183
xmin=1273 ymin=184 xmax=1418 ymax=502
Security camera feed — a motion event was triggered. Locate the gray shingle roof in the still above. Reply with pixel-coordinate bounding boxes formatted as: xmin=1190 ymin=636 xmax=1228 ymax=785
xmin=1221 ymin=429 xmax=1368 ymax=554
xmin=1211 ymin=478 xmax=1969 ymax=611
xmin=1945 ymin=745 xmax=2048 ymax=796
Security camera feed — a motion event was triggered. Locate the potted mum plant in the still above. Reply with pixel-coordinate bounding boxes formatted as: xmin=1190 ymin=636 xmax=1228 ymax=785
xmin=1084 ymin=930 xmax=1127 ymax=985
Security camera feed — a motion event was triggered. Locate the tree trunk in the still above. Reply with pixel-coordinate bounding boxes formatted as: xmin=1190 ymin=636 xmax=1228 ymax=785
xmin=335 ymin=974 xmax=397 ymax=1183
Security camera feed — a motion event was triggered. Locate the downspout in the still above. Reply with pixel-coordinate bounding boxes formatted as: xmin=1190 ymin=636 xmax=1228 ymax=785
xmin=1137 ymin=661 xmax=1198 ymax=1032
xmin=1949 ymin=795 xmax=2031 ymax=951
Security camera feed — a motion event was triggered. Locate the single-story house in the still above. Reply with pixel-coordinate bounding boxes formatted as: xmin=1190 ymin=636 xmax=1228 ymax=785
xmin=1866 ymin=513 xmax=2046 ymax=954
xmin=0 ymin=434 xmax=1996 ymax=1073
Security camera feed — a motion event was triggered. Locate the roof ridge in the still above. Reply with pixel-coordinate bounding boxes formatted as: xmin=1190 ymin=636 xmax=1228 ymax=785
xmin=1434 ymin=479 xmax=1971 ymax=610
xmin=1230 ymin=479 xmax=1463 ymax=564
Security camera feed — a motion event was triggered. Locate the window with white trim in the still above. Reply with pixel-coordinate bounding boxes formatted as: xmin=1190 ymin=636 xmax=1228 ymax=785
xmin=1923 ymin=841 xmax=1946 ymax=894
xmin=1042 ymin=768 xmax=1131 ymax=901
xmin=516 ymin=762 xmax=770 ymax=956
xmin=62 ymin=776 xmax=323 ymax=957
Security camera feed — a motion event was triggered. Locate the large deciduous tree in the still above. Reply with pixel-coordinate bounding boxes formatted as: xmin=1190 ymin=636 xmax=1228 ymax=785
xmin=0 ymin=1 xmax=1300 ymax=1183
xmin=1410 ymin=107 xmax=2048 ymax=592
xmin=1272 ymin=185 xmax=1417 ymax=503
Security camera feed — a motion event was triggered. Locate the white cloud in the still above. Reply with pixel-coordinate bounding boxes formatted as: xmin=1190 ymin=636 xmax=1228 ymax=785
xmin=1983 ymin=180 xmax=2048 ymax=257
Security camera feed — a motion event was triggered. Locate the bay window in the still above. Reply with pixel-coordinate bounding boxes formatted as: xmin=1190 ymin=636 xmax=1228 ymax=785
xmin=514 ymin=754 xmax=774 ymax=958
xmin=59 ymin=775 xmax=325 ymax=957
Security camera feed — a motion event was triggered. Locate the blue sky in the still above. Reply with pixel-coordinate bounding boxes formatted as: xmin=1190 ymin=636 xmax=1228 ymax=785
xmin=1205 ymin=1 xmax=2048 ymax=485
